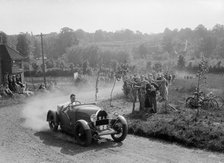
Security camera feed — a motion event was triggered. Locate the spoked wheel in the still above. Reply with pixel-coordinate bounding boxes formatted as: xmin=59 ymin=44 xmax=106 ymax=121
xmin=111 ymin=115 xmax=128 ymax=142
xmin=49 ymin=120 xmax=58 ymax=131
xmin=201 ymin=99 xmax=210 ymax=110
xmin=74 ymin=120 xmax=92 ymax=146
xmin=186 ymin=97 xmax=199 ymax=109
xmin=201 ymin=99 xmax=219 ymax=110
xmin=209 ymin=99 xmax=219 ymax=110
xmin=47 ymin=111 xmax=59 ymax=132
xmin=215 ymin=96 xmax=224 ymax=109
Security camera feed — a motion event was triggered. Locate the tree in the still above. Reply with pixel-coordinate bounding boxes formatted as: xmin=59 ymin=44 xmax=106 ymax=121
xmin=45 ymin=59 xmax=54 ymax=69
xmin=82 ymin=60 xmax=89 ymax=75
xmin=53 ymin=27 xmax=79 ymax=59
xmin=94 ymin=30 xmax=105 ymax=41
xmin=110 ymin=63 xmax=129 ymax=106
xmin=69 ymin=63 xmax=74 ymax=71
xmin=138 ymin=44 xmax=148 ymax=59
xmin=187 ymin=62 xmax=193 ymax=70
xmin=194 ymin=24 xmax=208 ymax=39
xmin=162 ymin=28 xmax=173 ymax=54
xmin=146 ymin=61 xmax=152 ymax=71
xmin=177 ymin=55 xmax=185 ymax=69
xmin=74 ymin=29 xmax=87 ymax=40
xmin=153 ymin=62 xmax=162 ymax=72
xmin=0 ymin=31 xmax=8 ymax=44
xmin=198 ymin=36 xmax=217 ymax=57
xmin=32 ymin=62 xmax=39 ymax=72
xmin=111 ymin=60 xmax=118 ymax=72
xmin=16 ymin=33 xmax=29 ymax=57
xmin=196 ymin=57 xmax=209 ymax=92
xmin=33 ymin=39 xmax=41 ymax=59
xmin=215 ymin=38 xmax=224 ymax=58
xmin=212 ymin=24 xmax=224 ymax=38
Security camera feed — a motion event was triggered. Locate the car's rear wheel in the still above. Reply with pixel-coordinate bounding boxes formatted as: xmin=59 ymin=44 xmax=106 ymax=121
xmin=74 ymin=120 xmax=92 ymax=146
xmin=47 ymin=111 xmax=59 ymax=132
xmin=49 ymin=121 xmax=58 ymax=131
xmin=111 ymin=115 xmax=128 ymax=142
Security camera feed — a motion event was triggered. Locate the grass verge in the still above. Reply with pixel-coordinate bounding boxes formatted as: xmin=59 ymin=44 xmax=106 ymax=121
xmin=99 ymin=98 xmax=224 ymax=153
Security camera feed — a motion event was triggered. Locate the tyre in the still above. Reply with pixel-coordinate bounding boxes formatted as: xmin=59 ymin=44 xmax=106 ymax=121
xmin=210 ymin=99 xmax=219 ymax=110
xmin=202 ymin=99 xmax=219 ymax=110
xmin=201 ymin=99 xmax=210 ymax=110
xmin=74 ymin=120 xmax=92 ymax=146
xmin=186 ymin=97 xmax=198 ymax=109
xmin=215 ymin=96 xmax=224 ymax=109
xmin=111 ymin=115 xmax=128 ymax=142
xmin=47 ymin=111 xmax=59 ymax=132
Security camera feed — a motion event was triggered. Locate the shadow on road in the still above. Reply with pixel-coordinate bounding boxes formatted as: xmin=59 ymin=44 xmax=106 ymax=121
xmin=34 ymin=130 xmax=123 ymax=156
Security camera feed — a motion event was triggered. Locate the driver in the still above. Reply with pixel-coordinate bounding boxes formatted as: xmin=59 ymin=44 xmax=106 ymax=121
xmin=61 ymin=94 xmax=80 ymax=112
xmin=70 ymin=94 xmax=76 ymax=103
xmin=70 ymin=94 xmax=80 ymax=105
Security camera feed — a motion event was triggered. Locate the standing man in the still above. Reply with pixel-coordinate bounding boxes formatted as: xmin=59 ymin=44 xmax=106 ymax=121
xmin=156 ymin=75 xmax=169 ymax=102
xmin=131 ymin=74 xmax=141 ymax=113
xmin=145 ymin=76 xmax=159 ymax=113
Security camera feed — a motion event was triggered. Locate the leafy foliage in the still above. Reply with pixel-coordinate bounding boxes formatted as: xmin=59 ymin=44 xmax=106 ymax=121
xmin=0 ymin=31 xmax=8 ymax=44
xmin=16 ymin=33 xmax=29 ymax=57
xmin=177 ymin=55 xmax=185 ymax=69
xmin=196 ymin=57 xmax=209 ymax=91
xmin=2 ymin=23 xmax=224 ymax=75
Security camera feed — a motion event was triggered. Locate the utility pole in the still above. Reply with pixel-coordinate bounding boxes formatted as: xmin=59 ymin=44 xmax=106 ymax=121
xmin=40 ymin=33 xmax=46 ymax=88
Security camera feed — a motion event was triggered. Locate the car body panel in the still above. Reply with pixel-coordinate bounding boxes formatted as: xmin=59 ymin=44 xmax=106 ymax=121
xmin=57 ymin=103 xmax=101 ymax=134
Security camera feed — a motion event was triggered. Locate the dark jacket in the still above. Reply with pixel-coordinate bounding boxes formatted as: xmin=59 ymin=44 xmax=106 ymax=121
xmin=146 ymin=82 xmax=159 ymax=97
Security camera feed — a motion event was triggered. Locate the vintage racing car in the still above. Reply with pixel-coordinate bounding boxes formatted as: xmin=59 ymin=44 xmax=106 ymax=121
xmin=46 ymin=101 xmax=128 ymax=146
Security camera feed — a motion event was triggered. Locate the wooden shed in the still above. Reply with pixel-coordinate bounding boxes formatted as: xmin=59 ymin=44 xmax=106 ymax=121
xmin=0 ymin=44 xmax=25 ymax=85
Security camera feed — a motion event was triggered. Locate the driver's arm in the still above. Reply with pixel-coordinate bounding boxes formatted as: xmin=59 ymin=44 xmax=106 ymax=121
xmin=62 ymin=103 xmax=71 ymax=112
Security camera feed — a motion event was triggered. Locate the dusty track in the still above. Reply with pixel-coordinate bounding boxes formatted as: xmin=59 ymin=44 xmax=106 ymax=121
xmin=1 ymin=84 xmax=224 ymax=163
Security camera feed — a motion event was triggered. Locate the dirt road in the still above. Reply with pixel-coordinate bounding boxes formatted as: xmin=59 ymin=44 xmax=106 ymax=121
xmin=1 ymin=85 xmax=224 ymax=163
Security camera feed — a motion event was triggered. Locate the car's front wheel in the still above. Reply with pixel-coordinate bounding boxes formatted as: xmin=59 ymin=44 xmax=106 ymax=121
xmin=74 ymin=120 xmax=92 ymax=146
xmin=111 ymin=115 xmax=128 ymax=142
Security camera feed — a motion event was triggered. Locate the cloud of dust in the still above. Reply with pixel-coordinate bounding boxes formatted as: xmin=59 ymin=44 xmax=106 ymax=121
xmin=21 ymin=81 xmax=123 ymax=132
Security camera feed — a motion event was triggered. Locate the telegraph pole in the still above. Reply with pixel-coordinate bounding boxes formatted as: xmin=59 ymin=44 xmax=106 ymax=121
xmin=40 ymin=33 xmax=46 ymax=88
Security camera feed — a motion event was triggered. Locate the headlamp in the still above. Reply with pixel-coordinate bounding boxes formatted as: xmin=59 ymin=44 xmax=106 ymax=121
xmin=90 ymin=114 xmax=97 ymax=122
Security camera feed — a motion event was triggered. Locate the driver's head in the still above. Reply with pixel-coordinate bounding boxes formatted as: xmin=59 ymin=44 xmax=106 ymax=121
xmin=70 ymin=94 xmax=76 ymax=103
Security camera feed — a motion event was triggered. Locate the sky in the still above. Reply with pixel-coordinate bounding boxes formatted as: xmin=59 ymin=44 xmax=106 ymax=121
xmin=0 ymin=0 xmax=223 ymax=35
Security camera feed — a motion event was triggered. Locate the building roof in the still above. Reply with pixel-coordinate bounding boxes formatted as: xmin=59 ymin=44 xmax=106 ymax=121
xmin=1 ymin=44 xmax=25 ymax=60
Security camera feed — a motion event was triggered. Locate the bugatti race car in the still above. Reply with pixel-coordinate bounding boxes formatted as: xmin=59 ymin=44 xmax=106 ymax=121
xmin=46 ymin=102 xmax=128 ymax=146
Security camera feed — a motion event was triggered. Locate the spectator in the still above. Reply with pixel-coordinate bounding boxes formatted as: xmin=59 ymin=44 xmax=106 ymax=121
xmin=145 ymin=81 xmax=159 ymax=113
xmin=8 ymin=75 xmax=15 ymax=92
xmin=0 ymin=84 xmax=8 ymax=97
xmin=16 ymin=74 xmax=25 ymax=88
xmin=4 ymin=73 xmax=9 ymax=86
xmin=156 ymin=75 xmax=169 ymax=102
xmin=38 ymin=84 xmax=48 ymax=93
xmin=4 ymin=84 xmax=14 ymax=98
xmin=12 ymin=75 xmax=19 ymax=93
